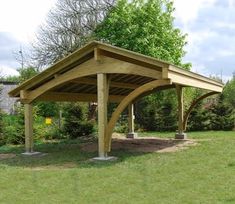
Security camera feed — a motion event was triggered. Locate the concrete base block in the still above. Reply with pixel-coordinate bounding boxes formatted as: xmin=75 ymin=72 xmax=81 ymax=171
xmin=21 ymin=152 xmax=46 ymax=156
xmin=126 ymin=132 xmax=138 ymax=139
xmin=175 ymin=133 xmax=187 ymax=140
xmin=91 ymin=156 xmax=118 ymax=162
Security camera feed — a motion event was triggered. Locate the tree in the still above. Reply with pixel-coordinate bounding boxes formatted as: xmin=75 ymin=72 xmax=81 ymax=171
xmin=0 ymin=84 xmax=3 ymax=142
xmin=209 ymin=94 xmax=234 ymax=130
xmin=32 ymin=0 xmax=116 ymax=67
xmin=17 ymin=67 xmax=39 ymax=83
xmin=223 ymin=73 xmax=235 ymax=108
xmin=94 ymin=0 xmax=190 ymax=68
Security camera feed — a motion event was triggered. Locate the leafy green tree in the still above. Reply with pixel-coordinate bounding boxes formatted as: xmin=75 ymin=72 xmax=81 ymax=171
xmin=94 ymin=0 xmax=190 ymax=68
xmin=223 ymin=73 xmax=235 ymax=108
xmin=0 ymin=84 xmax=3 ymax=143
xmin=17 ymin=67 xmax=39 ymax=83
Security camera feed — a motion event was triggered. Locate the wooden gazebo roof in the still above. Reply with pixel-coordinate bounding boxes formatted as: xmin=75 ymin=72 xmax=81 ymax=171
xmin=9 ymin=41 xmax=223 ymax=156
xmin=9 ymin=41 xmax=223 ymax=104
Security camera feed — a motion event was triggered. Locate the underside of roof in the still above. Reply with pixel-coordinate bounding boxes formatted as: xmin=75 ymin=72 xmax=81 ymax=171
xmin=9 ymin=41 xmax=223 ymax=103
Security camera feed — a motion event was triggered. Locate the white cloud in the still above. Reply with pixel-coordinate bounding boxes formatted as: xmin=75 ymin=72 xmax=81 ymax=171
xmin=214 ymin=21 xmax=235 ymax=29
xmin=217 ymin=50 xmax=235 ymax=57
xmin=0 ymin=0 xmax=56 ymax=43
xmin=174 ymin=0 xmax=235 ymax=81
xmin=229 ymin=0 xmax=235 ymax=7
xmin=190 ymin=63 xmax=209 ymax=76
xmin=174 ymin=0 xmax=216 ymax=25
xmin=184 ymin=29 xmax=217 ymax=56
xmin=0 ymin=66 xmax=19 ymax=77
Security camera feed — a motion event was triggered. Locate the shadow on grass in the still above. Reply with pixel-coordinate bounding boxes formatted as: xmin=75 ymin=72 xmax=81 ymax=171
xmin=0 ymin=137 xmax=185 ymax=169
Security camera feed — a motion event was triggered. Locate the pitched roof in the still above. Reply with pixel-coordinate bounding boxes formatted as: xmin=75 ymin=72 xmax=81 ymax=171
xmin=9 ymin=41 xmax=223 ymax=100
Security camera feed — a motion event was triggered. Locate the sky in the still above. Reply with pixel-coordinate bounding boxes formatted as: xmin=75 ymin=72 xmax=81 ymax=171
xmin=0 ymin=0 xmax=234 ymax=81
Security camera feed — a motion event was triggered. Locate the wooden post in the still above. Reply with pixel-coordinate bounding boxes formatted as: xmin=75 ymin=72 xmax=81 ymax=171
xmin=127 ymin=103 xmax=137 ymax=138
xmin=24 ymin=103 xmax=33 ymax=153
xmin=175 ymin=85 xmax=187 ymax=139
xmin=97 ymin=73 xmax=108 ymax=158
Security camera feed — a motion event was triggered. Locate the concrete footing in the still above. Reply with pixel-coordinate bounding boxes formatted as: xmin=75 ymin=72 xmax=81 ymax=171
xmin=92 ymin=156 xmax=118 ymax=162
xmin=21 ymin=152 xmax=46 ymax=156
xmin=175 ymin=133 xmax=187 ymax=139
xmin=126 ymin=132 xmax=138 ymax=139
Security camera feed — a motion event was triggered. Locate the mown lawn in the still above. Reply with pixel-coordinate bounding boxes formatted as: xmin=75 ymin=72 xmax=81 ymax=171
xmin=0 ymin=131 xmax=235 ymax=204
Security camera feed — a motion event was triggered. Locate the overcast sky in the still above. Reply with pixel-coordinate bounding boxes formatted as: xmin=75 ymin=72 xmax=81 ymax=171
xmin=0 ymin=0 xmax=234 ymax=81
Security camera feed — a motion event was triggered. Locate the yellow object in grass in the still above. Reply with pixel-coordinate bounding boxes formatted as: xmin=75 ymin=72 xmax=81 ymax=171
xmin=45 ymin=117 xmax=52 ymax=125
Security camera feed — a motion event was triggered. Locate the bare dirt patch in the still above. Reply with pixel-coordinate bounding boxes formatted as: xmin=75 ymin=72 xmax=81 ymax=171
xmin=81 ymin=134 xmax=198 ymax=153
xmin=0 ymin=154 xmax=16 ymax=160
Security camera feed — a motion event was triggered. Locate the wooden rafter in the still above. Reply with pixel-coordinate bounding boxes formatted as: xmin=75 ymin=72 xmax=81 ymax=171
xmin=37 ymin=92 xmax=124 ymax=103
xmin=20 ymin=57 xmax=161 ymax=103
xmin=71 ymin=77 xmax=139 ymax=89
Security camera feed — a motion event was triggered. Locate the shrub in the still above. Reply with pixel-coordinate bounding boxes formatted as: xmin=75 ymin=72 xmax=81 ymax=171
xmin=2 ymin=108 xmax=25 ymax=144
xmin=2 ymin=105 xmax=43 ymax=145
xmin=114 ymin=114 xmax=128 ymax=133
xmin=63 ymin=103 xmax=94 ymax=139
xmin=37 ymin=102 xmax=59 ymax=117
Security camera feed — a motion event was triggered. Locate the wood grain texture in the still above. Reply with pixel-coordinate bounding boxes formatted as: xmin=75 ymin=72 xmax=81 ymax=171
xmin=176 ymin=85 xmax=184 ymax=134
xmin=24 ymin=104 xmax=33 ymax=153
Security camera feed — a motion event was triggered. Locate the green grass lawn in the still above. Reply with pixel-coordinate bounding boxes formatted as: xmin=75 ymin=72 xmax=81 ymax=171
xmin=0 ymin=131 xmax=235 ymax=204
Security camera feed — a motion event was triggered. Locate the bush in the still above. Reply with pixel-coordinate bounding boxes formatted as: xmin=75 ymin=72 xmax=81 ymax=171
xmin=2 ymin=105 xmax=43 ymax=145
xmin=63 ymin=103 xmax=94 ymax=139
xmin=37 ymin=102 xmax=59 ymax=117
xmin=2 ymin=108 xmax=25 ymax=144
xmin=114 ymin=114 xmax=128 ymax=133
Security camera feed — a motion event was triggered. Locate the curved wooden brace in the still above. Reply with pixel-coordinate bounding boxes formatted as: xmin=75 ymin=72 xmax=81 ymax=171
xmin=183 ymin=91 xmax=218 ymax=131
xmin=22 ymin=58 xmax=161 ymax=103
xmin=105 ymin=79 xmax=172 ymax=152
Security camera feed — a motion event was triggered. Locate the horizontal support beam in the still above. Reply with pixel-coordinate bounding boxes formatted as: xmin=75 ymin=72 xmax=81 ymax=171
xmin=168 ymin=70 xmax=223 ymax=92
xmin=167 ymin=65 xmax=223 ymax=92
xmin=36 ymin=92 xmax=125 ymax=103
xmin=72 ymin=77 xmax=139 ymax=89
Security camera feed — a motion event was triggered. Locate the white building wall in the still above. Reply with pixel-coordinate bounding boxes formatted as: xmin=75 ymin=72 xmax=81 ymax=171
xmin=0 ymin=82 xmax=18 ymax=114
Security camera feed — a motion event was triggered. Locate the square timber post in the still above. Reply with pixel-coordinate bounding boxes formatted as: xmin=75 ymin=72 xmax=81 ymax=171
xmin=175 ymin=85 xmax=187 ymax=139
xmin=97 ymin=73 xmax=108 ymax=158
xmin=126 ymin=103 xmax=138 ymax=138
xmin=22 ymin=103 xmax=41 ymax=155
xmin=25 ymin=104 xmax=33 ymax=153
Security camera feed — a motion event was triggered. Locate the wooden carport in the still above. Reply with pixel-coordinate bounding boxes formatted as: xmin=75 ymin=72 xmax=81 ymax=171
xmin=9 ymin=41 xmax=223 ymax=159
